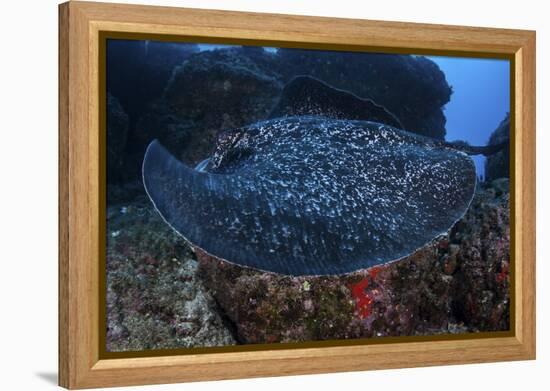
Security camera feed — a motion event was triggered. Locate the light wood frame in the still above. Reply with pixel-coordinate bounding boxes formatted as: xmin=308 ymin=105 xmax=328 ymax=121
xmin=59 ymin=1 xmax=536 ymax=389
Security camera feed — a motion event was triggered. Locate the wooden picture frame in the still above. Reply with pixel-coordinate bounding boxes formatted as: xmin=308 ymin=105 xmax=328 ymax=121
xmin=59 ymin=1 xmax=536 ymax=389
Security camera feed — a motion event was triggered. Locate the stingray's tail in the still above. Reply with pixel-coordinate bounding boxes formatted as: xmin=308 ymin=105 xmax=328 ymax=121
xmin=446 ymin=139 xmax=509 ymax=157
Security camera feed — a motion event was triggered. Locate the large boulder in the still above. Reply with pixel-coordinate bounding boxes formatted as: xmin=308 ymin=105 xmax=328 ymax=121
xmin=276 ymin=48 xmax=451 ymax=139
xmin=485 ymin=114 xmax=510 ymax=181
xmin=162 ymin=48 xmax=284 ymax=161
xmin=196 ymin=182 xmax=510 ymax=343
xmin=106 ymin=41 xmax=199 ymax=188
xmin=107 ymin=45 xmax=452 ymax=192
xmin=447 ymin=179 xmax=510 ymax=330
xmin=111 ymin=47 xmax=284 ymax=186
xmin=122 ymin=102 xmax=198 ymax=181
xmin=107 ymin=40 xmax=198 ymax=129
xmin=161 ymin=47 xmax=452 ymax=164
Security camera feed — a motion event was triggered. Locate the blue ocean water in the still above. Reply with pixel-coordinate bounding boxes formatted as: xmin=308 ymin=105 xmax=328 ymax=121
xmin=427 ymin=56 xmax=510 ymax=178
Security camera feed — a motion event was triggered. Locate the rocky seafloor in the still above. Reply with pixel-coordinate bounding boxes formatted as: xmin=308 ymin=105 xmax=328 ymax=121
xmin=106 ymin=178 xmax=510 ymax=351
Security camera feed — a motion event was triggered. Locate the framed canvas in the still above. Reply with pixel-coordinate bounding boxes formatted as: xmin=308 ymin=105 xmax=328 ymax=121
xmin=58 ymin=1 xmax=536 ymax=389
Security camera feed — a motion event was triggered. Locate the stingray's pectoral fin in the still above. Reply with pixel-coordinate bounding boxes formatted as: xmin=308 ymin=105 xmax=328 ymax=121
xmin=269 ymin=75 xmax=403 ymax=129
xmin=142 ymin=140 xmax=279 ymax=273
xmin=142 ymin=139 xmax=331 ymax=276
xmin=142 ymin=140 xmax=220 ymax=248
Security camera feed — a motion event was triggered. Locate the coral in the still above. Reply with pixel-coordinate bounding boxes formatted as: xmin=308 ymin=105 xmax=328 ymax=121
xmin=105 ymin=196 xmax=236 ymax=351
xmin=448 ymin=180 xmax=511 ymax=330
xmin=350 ymin=278 xmax=374 ymax=318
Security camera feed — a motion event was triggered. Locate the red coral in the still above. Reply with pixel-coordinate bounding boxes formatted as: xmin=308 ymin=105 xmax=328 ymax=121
xmin=368 ymin=266 xmax=383 ymax=280
xmin=495 ymin=262 xmax=509 ymax=284
xmin=351 ymin=278 xmax=374 ymax=318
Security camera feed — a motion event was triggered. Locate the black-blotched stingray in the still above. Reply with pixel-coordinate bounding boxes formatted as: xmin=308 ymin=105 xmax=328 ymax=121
xmin=142 ymin=76 xmax=507 ymax=276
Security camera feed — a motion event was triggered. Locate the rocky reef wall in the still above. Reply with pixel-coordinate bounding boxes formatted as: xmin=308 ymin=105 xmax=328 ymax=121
xmin=107 ymin=44 xmax=452 ymax=198
xmin=485 ymin=114 xmax=510 ymax=182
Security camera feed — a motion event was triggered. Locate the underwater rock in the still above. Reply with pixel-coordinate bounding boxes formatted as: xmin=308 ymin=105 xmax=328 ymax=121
xmin=276 ymin=48 xmax=451 ymax=139
xmin=106 ymin=40 xmax=198 ymax=187
xmin=108 ymin=45 xmax=452 ymax=189
xmin=106 ymin=94 xmax=129 ymax=184
xmin=160 ymin=46 xmax=450 ymax=156
xmin=106 ymin=196 xmax=236 ymax=351
xmin=485 ymin=114 xmax=510 ymax=181
xmin=122 ymin=102 xmax=199 ymax=180
xmin=196 ymin=183 xmax=510 ymax=343
xmin=164 ymin=47 xmax=283 ymax=130
xmin=448 ymin=182 xmax=510 ymax=331
xmin=109 ymin=47 xmax=285 ymax=185
xmin=107 ymin=181 xmax=147 ymax=205
xmin=107 ymin=40 xmax=198 ymax=129
xmin=135 ymin=104 xmax=196 ymax=159
xmin=491 ymin=178 xmax=510 ymax=197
